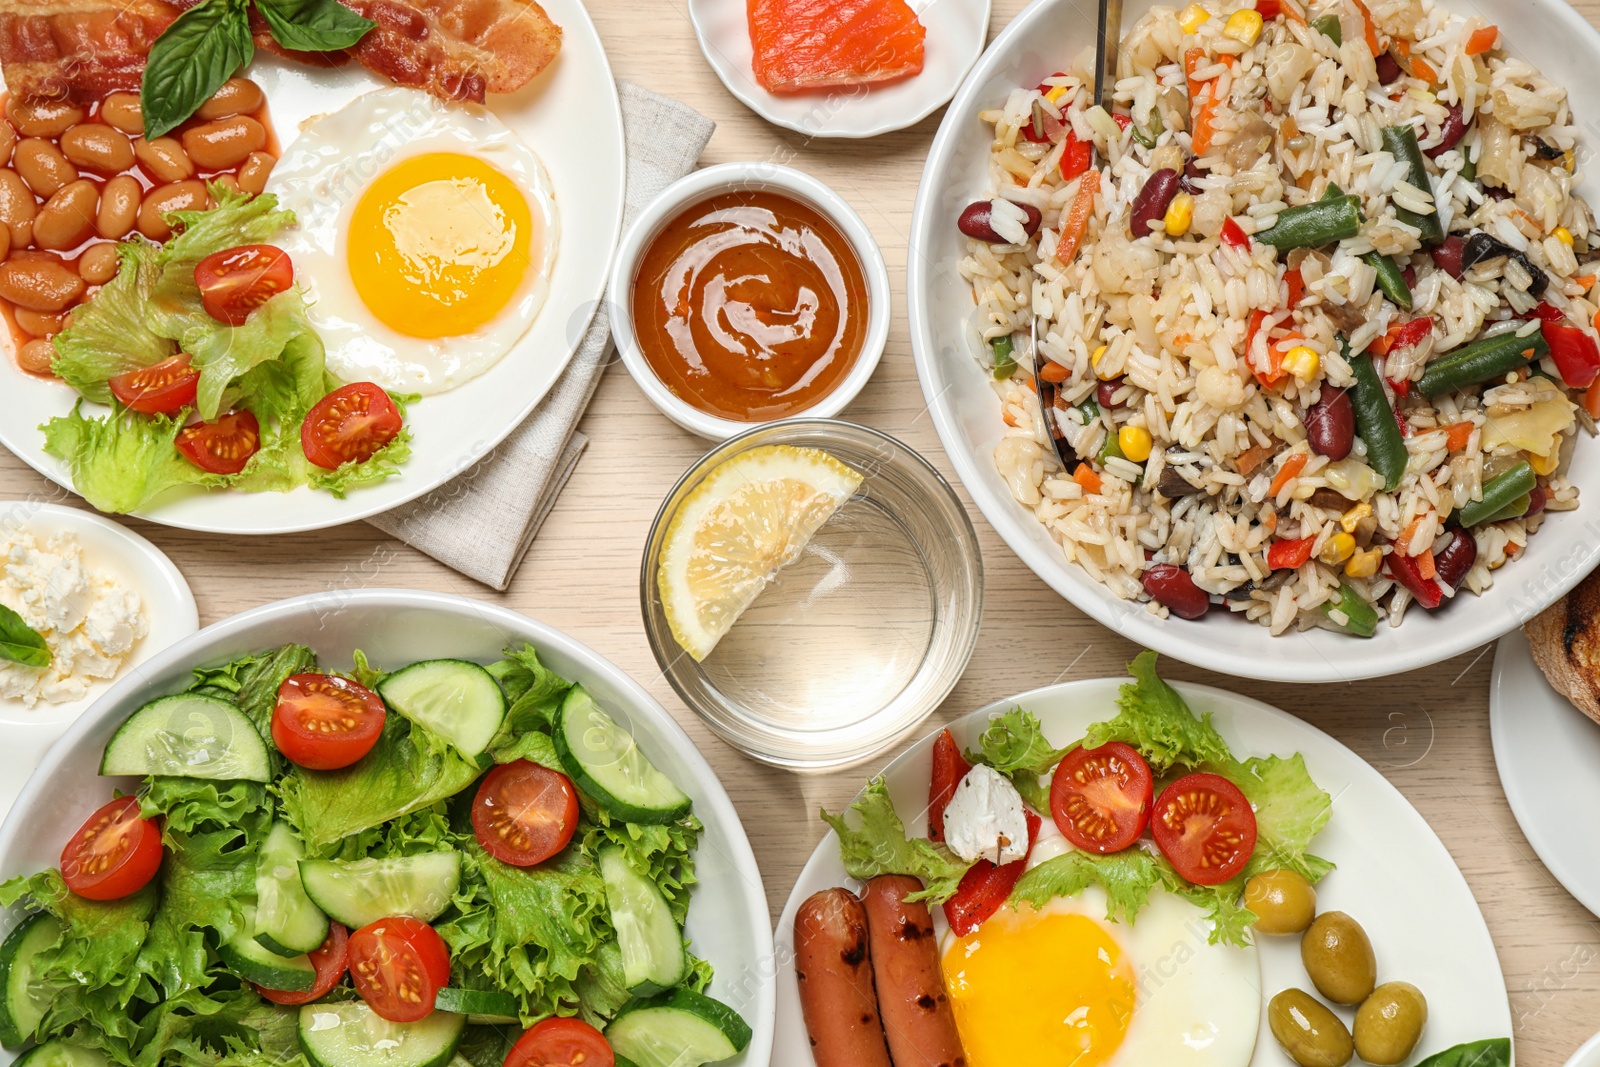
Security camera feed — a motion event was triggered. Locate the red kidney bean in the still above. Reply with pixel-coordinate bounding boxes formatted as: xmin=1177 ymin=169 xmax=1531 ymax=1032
xmin=1129 ymin=169 xmax=1180 ymax=238
xmin=1528 ymin=483 xmax=1547 ymax=516
xmin=1425 ymin=102 xmax=1468 ymax=159
xmin=957 ymin=199 xmax=1042 ymax=243
xmin=1375 ymin=52 xmax=1403 ymax=84
xmin=1143 ymin=564 xmax=1210 ymax=619
xmin=1180 ymin=157 xmax=1205 ymax=194
xmin=1097 ymin=378 xmax=1124 ymax=407
xmin=1430 ymin=235 xmax=1466 ymax=279
xmin=1306 ymin=382 xmax=1355 ymax=460
xmin=1433 ymin=527 xmax=1478 ymax=588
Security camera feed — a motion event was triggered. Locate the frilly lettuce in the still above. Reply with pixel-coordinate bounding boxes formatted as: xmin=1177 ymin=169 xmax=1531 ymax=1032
xmin=820 ymin=777 xmax=971 ymax=904
xmin=41 ymin=404 xmax=223 ymax=515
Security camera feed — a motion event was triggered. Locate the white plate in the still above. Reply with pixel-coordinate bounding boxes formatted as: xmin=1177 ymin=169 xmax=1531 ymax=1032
xmin=0 ymin=502 xmax=197 ymax=821
xmin=1489 ymin=629 xmax=1600 ymax=919
xmin=1566 ymin=1030 xmax=1600 ymax=1067
xmin=906 ymin=0 xmax=1600 ymax=682
xmin=0 ymin=0 xmax=624 ymax=534
xmin=687 ymin=0 xmax=991 ymax=138
xmin=0 ymin=589 xmax=774 ymax=1067
xmin=774 ymin=677 xmax=1512 ymax=1066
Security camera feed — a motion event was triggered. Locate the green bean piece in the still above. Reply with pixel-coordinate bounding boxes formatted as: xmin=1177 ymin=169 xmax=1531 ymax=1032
xmin=1256 ymin=196 xmax=1363 ymax=249
xmin=1078 ymin=396 xmax=1100 ymax=423
xmin=1322 ymin=182 xmax=1345 ymax=200
xmin=1133 ymin=116 xmax=1160 ymax=149
xmin=1365 ymin=252 xmax=1414 ymax=309
xmin=991 ymin=335 xmax=1017 ymax=379
xmin=1348 ymin=350 xmax=1409 ymax=491
xmin=1381 ymin=125 xmax=1445 ymax=244
xmin=1460 ymin=150 xmax=1477 ymax=184
xmin=1415 ymin=326 xmax=1549 ymax=397
xmin=1321 ymin=583 xmax=1378 ymax=637
xmin=1456 ymin=461 xmax=1536 ymax=526
xmin=1311 ymin=13 xmax=1342 ymax=44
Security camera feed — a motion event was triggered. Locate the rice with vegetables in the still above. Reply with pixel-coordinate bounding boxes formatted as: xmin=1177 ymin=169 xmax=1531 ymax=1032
xmin=963 ymin=0 xmax=1597 ymax=634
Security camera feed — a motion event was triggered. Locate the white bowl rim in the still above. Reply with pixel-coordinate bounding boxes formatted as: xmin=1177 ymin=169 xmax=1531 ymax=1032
xmin=608 ymin=162 xmax=891 ymax=440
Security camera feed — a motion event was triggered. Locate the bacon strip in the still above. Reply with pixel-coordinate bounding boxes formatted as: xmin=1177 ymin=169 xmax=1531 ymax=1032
xmin=0 ymin=0 xmax=176 ymax=103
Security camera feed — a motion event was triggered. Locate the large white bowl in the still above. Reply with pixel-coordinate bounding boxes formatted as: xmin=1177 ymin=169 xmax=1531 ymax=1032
xmin=0 ymin=590 xmax=774 ymax=1066
xmin=907 ymin=0 xmax=1600 ymax=683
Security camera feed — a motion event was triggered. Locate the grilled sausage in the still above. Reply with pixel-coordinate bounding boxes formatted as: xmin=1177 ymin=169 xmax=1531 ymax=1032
xmin=861 ymin=876 xmax=967 ymax=1067
xmin=794 ymin=888 xmax=893 ymax=1067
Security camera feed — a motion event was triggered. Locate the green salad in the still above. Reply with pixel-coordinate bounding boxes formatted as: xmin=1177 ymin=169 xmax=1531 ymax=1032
xmin=0 ymin=642 xmax=751 ymax=1067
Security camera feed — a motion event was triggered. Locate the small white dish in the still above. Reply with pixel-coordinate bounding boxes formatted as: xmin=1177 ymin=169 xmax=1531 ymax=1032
xmin=608 ymin=162 xmax=890 ymax=440
xmin=1565 ymin=1029 xmax=1600 ymax=1067
xmin=0 ymin=502 xmax=198 ymax=820
xmin=686 ymin=0 xmax=991 ymax=138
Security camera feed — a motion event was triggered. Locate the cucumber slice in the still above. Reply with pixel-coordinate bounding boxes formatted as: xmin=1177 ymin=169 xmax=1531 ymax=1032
xmin=431 ymin=988 xmax=518 ymax=1024
xmin=299 ymin=852 xmax=461 ymax=929
xmin=99 ymin=694 xmax=271 ymax=782
xmin=554 ymin=687 xmax=691 ymax=825
xmin=605 ymin=989 xmax=752 ymax=1067
xmin=598 ymin=846 xmax=686 ymax=996
xmin=0 ymin=913 xmax=61 ymax=1049
xmin=13 ymin=1041 xmax=112 ymax=1067
xmin=255 ymin=822 xmax=329 ymax=956
xmin=297 ymin=1002 xmax=464 ymax=1067
xmin=377 ymin=661 xmax=506 ymax=759
xmin=219 ymin=913 xmax=316 ymax=992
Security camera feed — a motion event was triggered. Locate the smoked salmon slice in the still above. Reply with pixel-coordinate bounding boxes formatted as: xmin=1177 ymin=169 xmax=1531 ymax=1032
xmin=748 ymin=0 xmax=926 ymax=94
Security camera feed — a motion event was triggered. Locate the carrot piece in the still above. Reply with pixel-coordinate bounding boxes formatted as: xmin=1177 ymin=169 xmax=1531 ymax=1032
xmin=1394 ymin=516 xmax=1424 ymax=555
xmin=1262 ymin=509 xmax=1279 ymax=532
xmin=1053 ymin=170 xmax=1101 ymax=264
xmin=1584 ymin=376 xmax=1600 ymax=418
xmin=1268 ymin=452 xmax=1308 ymax=496
xmin=1443 ymin=421 xmax=1474 ymax=451
xmin=1284 ymin=268 xmax=1305 ymax=308
xmin=1465 ymin=25 xmax=1499 ymax=54
xmin=1418 ymin=548 xmax=1437 ymax=580
xmin=1184 ymin=48 xmax=1206 ymax=103
xmin=1073 ymin=464 xmax=1102 ymax=494
xmin=1575 ymin=274 xmax=1596 ymax=291
xmin=1394 ymin=38 xmax=1410 ymax=58
xmin=1039 ymin=360 xmax=1070 ymax=383
xmin=1191 ymin=97 xmax=1219 ymax=155
xmin=1351 ymin=0 xmax=1382 ymax=56
xmin=1003 ymin=410 xmax=1019 ymax=427
xmin=1280 ymin=0 xmax=1308 ymax=26
xmin=1411 ymin=56 xmax=1437 ymax=84
xmin=1184 ymin=48 xmax=1220 ymax=155
xmin=1237 ymin=442 xmax=1277 ymax=475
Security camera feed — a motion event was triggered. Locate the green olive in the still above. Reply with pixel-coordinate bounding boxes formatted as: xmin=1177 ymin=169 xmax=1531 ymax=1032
xmin=1245 ymin=869 xmax=1317 ymax=935
xmin=1354 ymin=982 xmax=1428 ymax=1065
xmin=1269 ymin=988 xmax=1354 ymax=1067
xmin=1301 ymin=911 xmax=1377 ymax=1005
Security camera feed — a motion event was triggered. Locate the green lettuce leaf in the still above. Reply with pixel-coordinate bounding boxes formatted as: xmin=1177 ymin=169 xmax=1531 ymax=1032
xmin=1173 ymin=880 xmax=1260 ymax=946
xmin=1011 ymin=849 xmax=1168 ymax=923
xmin=1082 ymin=651 xmax=1232 ymax=774
xmin=186 ymin=289 xmax=321 ymax=421
xmin=41 ymin=403 xmax=223 ymax=514
xmin=188 ymin=643 xmax=318 ymax=740
xmin=487 ymin=643 xmax=573 ymax=745
xmin=50 ymin=241 xmax=175 ymax=401
xmin=820 ymin=778 xmax=971 ymax=904
xmin=1217 ymin=752 xmax=1335 ymax=884
xmin=303 ymin=427 xmax=413 ymax=498
xmin=582 ymin=811 xmax=701 ymax=926
xmin=969 ymin=707 xmax=1064 ymax=812
xmin=140 ymin=777 xmax=272 ymax=835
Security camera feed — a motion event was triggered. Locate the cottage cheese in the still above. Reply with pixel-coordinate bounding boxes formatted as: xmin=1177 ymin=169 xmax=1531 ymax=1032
xmin=0 ymin=529 xmax=147 ymax=706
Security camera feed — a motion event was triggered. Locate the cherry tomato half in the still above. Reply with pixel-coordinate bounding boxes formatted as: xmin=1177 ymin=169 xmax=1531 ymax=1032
xmin=300 ymin=383 xmax=403 ymax=471
xmin=195 ymin=244 xmax=294 ymax=326
xmin=60 ymin=796 xmax=163 ymax=901
xmin=1049 ymin=742 xmax=1153 ymax=854
xmin=176 ymin=410 xmax=260 ymax=475
xmin=1149 ymin=772 xmax=1258 ymax=886
xmin=272 ymin=673 xmax=386 ymax=770
xmin=348 ymin=916 xmax=450 ymax=1023
xmin=927 ymin=729 xmax=970 ymax=842
xmin=503 ymin=1017 xmax=615 ymax=1067
xmin=471 ymin=760 xmax=579 ymax=868
xmin=108 ymin=354 xmax=199 ymax=415
xmin=255 ymin=922 xmax=350 ymax=1005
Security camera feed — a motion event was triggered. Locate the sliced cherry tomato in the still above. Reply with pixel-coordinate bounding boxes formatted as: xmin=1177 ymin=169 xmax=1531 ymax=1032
xmin=348 ymin=916 xmax=450 ymax=1023
xmin=504 ymin=1017 xmax=615 ymax=1067
xmin=1049 ymin=742 xmax=1153 ymax=854
xmin=943 ymin=809 xmax=1041 ymax=936
xmin=255 ymin=922 xmax=350 ymax=1005
xmin=1149 ymin=773 xmax=1257 ymax=885
xmin=928 ymin=729 xmax=971 ymax=842
xmin=301 ymin=383 xmax=403 ymax=470
xmin=60 ymin=796 xmax=163 ymax=901
xmin=176 ymin=410 xmax=260 ymax=475
xmin=472 ymin=760 xmax=580 ymax=867
xmin=272 ymin=673 xmax=386 ymax=770
xmin=195 ymin=244 xmax=294 ymax=326
xmin=108 ymin=354 xmax=198 ymax=415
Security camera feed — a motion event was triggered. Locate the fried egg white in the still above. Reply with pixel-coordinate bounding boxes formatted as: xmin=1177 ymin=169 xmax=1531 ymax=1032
xmin=267 ymin=88 xmax=559 ymax=395
xmin=940 ymin=832 xmax=1262 ymax=1067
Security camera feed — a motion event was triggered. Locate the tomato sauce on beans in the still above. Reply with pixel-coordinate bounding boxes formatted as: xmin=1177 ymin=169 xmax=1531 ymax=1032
xmin=0 ymin=82 xmax=280 ymax=378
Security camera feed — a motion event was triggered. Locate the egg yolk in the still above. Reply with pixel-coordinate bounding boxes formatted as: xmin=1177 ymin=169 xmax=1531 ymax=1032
xmin=942 ymin=906 xmax=1137 ymax=1067
xmin=346 ymin=152 xmax=535 ymax=339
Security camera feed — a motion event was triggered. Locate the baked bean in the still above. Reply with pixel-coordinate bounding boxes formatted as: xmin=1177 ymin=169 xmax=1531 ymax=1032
xmin=13 ymin=138 xmax=77 ymax=198
xmin=138 ymin=180 xmax=210 ymax=240
xmin=0 ymin=124 xmax=14 ymax=167
xmin=0 ymin=257 xmax=84 ymax=311
xmin=0 ymin=169 xmax=38 ymax=248
xmin=0 ymin=223 xmax=9 ymax=262
xmin=181 ymin=116 xmax=266 ymax=171
xmin=100 ymin=93 xmax=145 ymax=135
xmin=33 ymin=180 xmax=97 ymax=250
xmin=5 ymin=99 xmax=85 ymax=139
xmin=14 ymin=307 xmax=69 ymax=338
xmin=133 ymin=136 xmax=194 ymax=183
xmin=18 ymin=338 xmax=56 ymax=375
xmin=237 ymin=151 xmax=275 ymax=195
xmin=212 ymin=174 xmax=241 ymax=195
xmin=60 ymin=124 xmax=135 ymax=174
xmin=78 ymin=242 xmax=120 ymax=285
xmin=97 ymin=175 xmax=141 ymax=239
xmin=197 ymin=78 xmax=265 ymax=121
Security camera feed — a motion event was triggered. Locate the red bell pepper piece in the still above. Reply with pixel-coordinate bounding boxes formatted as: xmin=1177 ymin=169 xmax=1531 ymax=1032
xmin=1255 ymin=0 xmax=1282 ymax=18
xmin=1059 ymin=130 xmax=1092 ymax=181
xmin=1431 ymin=235 xmax=1466 ymax=279
xmin=1112 ymin=113 xmax=1132 ymax=130
xmin=1541 ymin=318 xmax=1600 ymax=388
xmin=944 ymin=810 xmax=1042 ymax=936
xmin=1267 ymin=536 xmax=1316 ymax=570
xmin=1221 ymin=217 xmax=1251 ymax=249
xmin=1530 ymin=302 xmax=1565 ymax=322
xmin=1387 ymin=550 xmax=1443 ymax=608
xmin=928 ymin=729 xmax=971 ymax=842
xmin=1284 ymin=267 xmax=1304 ymax=308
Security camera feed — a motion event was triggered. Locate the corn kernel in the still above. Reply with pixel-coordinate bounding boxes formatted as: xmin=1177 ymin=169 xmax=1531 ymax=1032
xmin=1164 ymin=193 xmax=1195 ymax=236
xmin=1319 ymin=532 xmax=1356 ymax=565
xmin=1345 ymin=546 xmax=1382 ymax=579
xmin=1179 ymin=3 xmax=1212 ymax=32
xmin=1339 ymin=503 xmax=1372 ymax=533
xmin=1119 ymin=425 xmax=1154 ymax=462
xmin=1044 ymin=83 xmax=1070 ymax=104
xmin=1555 ymin=226 xmax=1574 ymax=246
xmin=1530 ymin=449 xmax=1560 ymax=476
xmin=1281 ymin=345 xmax=1320 ymax=381
xmin=1223 ymin=8 xmax=1264 ymax=45
xmin=1092 ymin=344 xmax=1115 ymax=379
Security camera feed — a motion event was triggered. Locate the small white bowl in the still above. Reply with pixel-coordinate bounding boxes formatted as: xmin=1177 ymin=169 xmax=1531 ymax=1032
xmin=608 ymin=162 xmax=890 ymax=440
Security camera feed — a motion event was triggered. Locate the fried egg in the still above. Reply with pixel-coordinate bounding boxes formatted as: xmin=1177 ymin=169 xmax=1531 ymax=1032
xmin=941 ymin=834 xmax=1261 ymax=1067
xmin=267 ymin=88 xmax=559 ymax=395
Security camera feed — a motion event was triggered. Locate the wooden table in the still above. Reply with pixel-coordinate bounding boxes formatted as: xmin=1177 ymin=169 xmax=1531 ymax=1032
xmin=5 ymin=0 xmax=1600 ymax=1060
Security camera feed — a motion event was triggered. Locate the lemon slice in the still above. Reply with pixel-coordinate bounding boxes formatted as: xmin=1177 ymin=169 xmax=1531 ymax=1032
xmin=659 ymin=445 xmax=864 ymax=661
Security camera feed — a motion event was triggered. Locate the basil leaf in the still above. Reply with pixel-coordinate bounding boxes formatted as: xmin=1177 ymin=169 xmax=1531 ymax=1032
xmin=141 ymin=0 xmax=255 ymax=140
xmin=1413 ymin=1040 xmax=1512 ymax=1067
xmin=255 ymin=0 xmax=377 ymax=53
xmin=0 ymin=605 xmax=50 ymax=669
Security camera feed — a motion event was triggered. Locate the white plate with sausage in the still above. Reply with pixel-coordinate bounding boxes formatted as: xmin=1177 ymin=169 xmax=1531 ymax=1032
xmin=772 ymin=675 xmax=1512 ymax=1067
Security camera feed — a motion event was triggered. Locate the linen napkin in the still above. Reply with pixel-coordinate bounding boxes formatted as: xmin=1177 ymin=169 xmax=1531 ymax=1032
xmin=367 ymin=82 xmax=716 ymax=589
